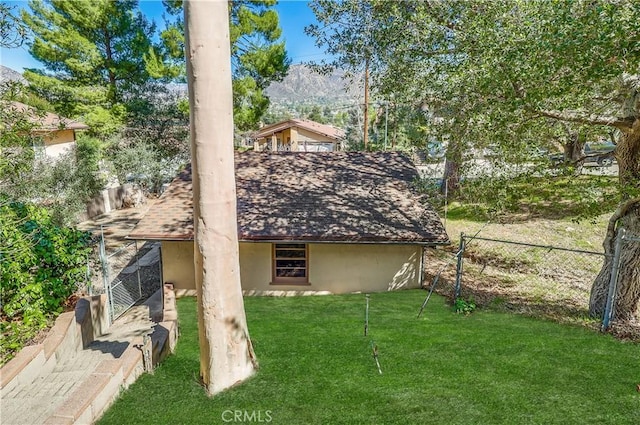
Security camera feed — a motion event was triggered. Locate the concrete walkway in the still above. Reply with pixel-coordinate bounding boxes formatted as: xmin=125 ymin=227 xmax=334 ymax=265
xmin=0 ymin=292 xmax=163 ymax=425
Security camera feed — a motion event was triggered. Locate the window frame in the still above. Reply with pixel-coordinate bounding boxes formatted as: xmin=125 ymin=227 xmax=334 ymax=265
xmin=271 ymin=243 xmax=309 ymax=285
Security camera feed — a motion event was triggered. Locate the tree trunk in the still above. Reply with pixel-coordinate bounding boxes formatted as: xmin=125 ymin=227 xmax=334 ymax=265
xmin=562 ymin=131 xmax=585 ymax=173
xmin=442 ymin=140 xmax=463 ymax=195
xmin=562 ymin=132 xmax=585 ymax=162
xmin=589 ymin=120 xmax=640 ymax=321
xmin=184 ymin=0 xmax=257 ymax=396
xmin=103 ymin=28 xmax=118 ymax=104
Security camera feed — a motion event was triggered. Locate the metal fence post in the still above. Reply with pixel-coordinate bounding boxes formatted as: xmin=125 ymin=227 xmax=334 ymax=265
xmin=99 ymin=226 xmax=109 ymax=289
xmin=135 ymin=240 xmax=142 ymax=299
xmin=602 ymin=228 xmax=625 ymax=331
xmin=454 ymin=232 xmax=466 ymax=299
xmin=99 ymin=226 xmax=114 ymax=325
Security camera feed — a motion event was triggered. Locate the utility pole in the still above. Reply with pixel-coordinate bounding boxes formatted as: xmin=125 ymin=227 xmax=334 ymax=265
xmin=363 ymin=58 xmax=369 ymax=150
xmin=384 ymin=102 xmax=388 ymax=150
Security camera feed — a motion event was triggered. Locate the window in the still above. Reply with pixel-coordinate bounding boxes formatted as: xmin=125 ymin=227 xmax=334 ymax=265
xmin=272 ymin=243 xmax=308 ymax=284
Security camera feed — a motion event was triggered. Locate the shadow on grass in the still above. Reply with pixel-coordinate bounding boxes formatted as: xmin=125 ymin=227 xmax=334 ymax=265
xmin=98 ymin=291 xmax=640 ymax=425
xmin=445 ymin=174 xmax=619 ymax=223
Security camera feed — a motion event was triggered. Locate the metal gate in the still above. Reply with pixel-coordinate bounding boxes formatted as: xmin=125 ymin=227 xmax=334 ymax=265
xmin=94 ymin=232 xmax=142 ymax=322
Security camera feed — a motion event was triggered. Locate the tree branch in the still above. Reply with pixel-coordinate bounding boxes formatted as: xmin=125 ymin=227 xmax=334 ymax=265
xmin=534 ymin=109 xmax=635 ymax=132
xmin=603 ymin=198 xmax=640 ymax=253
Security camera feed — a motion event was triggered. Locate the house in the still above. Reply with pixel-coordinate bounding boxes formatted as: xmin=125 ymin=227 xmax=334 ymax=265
xmin=8 ymin=101 xmax=89 ymax=160
xmin=253 ymin=118 xmax=345 ymax=152
xmin=127 ymin=151 xmax=449 ymax=295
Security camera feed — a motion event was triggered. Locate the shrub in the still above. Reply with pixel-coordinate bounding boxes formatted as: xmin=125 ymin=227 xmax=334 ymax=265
xmin=0 ymin=199 xmax=91 ymax=365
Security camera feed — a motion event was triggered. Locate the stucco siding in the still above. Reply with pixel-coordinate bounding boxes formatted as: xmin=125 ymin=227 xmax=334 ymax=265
xmin=44 ymin=141 xmax=75 ymax=159
xmin=308 ymin=244 xmax=421 ymax=293
xmin=239 ymin=242 xmax=272 ymax=289
xmin=163 ymin=241 xmax=422 ymax=294
xmin=240 ymin=242 xmax=422 ymax=294
xmin=44 ymin=129 xmax=76 ymax=145
xmin=297 ymin=128 xmax=333 ymax=143
xmin=161 ymin=241 xmax=195 ymax=292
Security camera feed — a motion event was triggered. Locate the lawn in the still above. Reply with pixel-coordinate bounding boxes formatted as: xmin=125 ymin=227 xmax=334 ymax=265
xmin=98 ymin=291 xmax=639 ymax=425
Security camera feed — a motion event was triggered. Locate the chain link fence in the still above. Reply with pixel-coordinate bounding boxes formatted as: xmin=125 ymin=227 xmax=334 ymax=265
xmin=425 ymin=228 xmax=638 ymax=331
xmin=455 ymin=233 xmax=606 ymax=303
xmin=84 ymin=230 xmax=162 ymax=323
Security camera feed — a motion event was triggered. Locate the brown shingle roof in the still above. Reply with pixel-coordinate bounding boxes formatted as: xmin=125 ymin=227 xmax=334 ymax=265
xmin=255 ymin=118 xmax=345 ymax=141
xmin=128 ymin=151 xmax=449 ymax=245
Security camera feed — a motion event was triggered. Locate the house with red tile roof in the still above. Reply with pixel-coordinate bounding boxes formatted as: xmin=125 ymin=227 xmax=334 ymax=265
xmin=128 ymin=151 xmax=449 ymax=295
xmin=253 ymin=118 xmax=345 ymax=152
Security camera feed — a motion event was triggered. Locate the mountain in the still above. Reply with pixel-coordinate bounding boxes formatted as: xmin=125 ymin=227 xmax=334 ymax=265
xmin=0 ymin=63 xmax=358 ymax=113
xmin=0 ymin=65 xmax=27 ymax=86
xmin=265 ymin=64 xmax=360 ymax=106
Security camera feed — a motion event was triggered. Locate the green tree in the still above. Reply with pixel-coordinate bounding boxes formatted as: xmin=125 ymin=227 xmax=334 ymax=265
xmin=21 ymin=0 xmax=156 ymax=136
xmin=154 ymin=0 xmax=290 ymax=131
xmin=308 ymin=0 xmax=640 ymax=321
xmin=0 ymin=3 xmax=26 ymax=48
xmin=306 ymin=0 xmax=376 ymax=148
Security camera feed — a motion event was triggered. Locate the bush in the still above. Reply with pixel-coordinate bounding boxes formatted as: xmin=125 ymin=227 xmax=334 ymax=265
xmin=0 ymin=200 xmax=91 ymax=365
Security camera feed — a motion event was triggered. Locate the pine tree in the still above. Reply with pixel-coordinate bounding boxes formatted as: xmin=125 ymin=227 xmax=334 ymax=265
xmin=21 ymin=0 xmax=156 ymax=135
xmin=153 ymin=0 xmax=290 ymax=131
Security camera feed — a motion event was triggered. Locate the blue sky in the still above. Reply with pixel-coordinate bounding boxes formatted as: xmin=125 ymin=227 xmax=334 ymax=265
xmin=0 ymin=0 xmax=328 ymax=72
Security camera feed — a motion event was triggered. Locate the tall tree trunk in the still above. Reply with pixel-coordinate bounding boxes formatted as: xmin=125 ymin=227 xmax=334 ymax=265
xmin=589 ymin=121 xmax=640 ymax=321
xmin=103 ymin=28 xmax=118 ymax=104
xmin=442 ymin=139 xmax=463 ymax=195
xmin=184 ymin=0 xmax=256 ymax=395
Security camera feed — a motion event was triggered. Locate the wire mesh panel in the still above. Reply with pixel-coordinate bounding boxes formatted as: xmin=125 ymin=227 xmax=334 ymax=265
xmin=85 ymin=239 xmax=106 ymax=296
xmin=106 ymin=241 xmax=142 ymax=321
xmin=85 ymin=231 xmax=163 ymax=322
xmin=457 ymin=235 xmax=607 ymax=314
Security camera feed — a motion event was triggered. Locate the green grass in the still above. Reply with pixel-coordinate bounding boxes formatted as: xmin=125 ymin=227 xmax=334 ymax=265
xmin=447 ymin=174 xmax=620 ymax=222
xmin=99 ymin=291 xmax=639 ymax=425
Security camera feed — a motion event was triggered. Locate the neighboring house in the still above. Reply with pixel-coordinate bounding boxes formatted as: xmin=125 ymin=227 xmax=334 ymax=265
xmin=9 ymin=101 xmax=89 ymax=160
xmin=128 ymin=151 xmax=449 ymax=296
xmin=253 ymin=118 xmax=345 ymax=152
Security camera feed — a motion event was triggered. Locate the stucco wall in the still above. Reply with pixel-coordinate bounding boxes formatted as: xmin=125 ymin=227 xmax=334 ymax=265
xmin=44 ymin=129 xmax=76 ymax=146
xmin=310 ymin=244 xmax=422 ymax=293
xmin=44 ymin=140 xmax=75 ymax=159
xmin=297 ymin=128 xmax=329 ymax=143
xmin=161 ymin=241 xmax=194 ymax=293
xmin=161 ymin=241 xmax=422 ymax=294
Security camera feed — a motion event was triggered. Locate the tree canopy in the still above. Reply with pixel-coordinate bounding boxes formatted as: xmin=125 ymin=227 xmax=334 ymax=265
xmin=308 ymin=0 xmax=640 ymax=320
xmin=21 ymin=0 xmax=157 ymax=135
xmin=154 ymin=0 xmax=290 ymax=130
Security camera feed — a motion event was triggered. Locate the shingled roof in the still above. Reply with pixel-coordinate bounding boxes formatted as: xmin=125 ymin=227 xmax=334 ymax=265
xmin=9 ymin=101 xmax=89 ymax=131
xmin=128 ymin=151 xmax=449 ymax=245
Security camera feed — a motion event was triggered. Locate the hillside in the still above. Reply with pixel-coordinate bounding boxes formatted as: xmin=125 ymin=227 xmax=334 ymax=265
xmin=0 ymin=65 xmax=27 ymax=86
xmin=265 ymin=64 xmax=360 ymax=106
xmin=0 ymin=64 xmax=358 ymax=111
